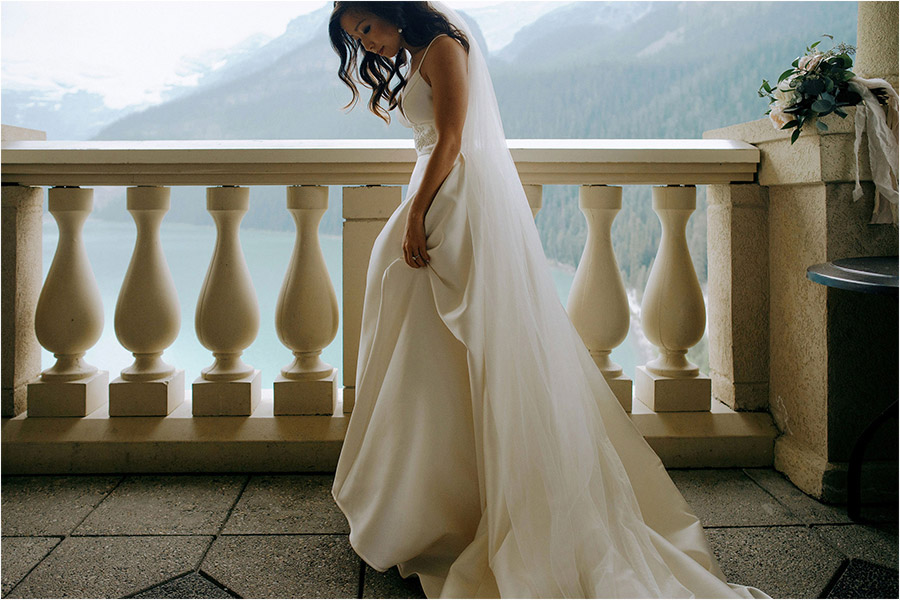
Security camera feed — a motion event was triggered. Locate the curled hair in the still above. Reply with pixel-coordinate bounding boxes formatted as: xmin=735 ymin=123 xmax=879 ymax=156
xmin=329 ymin=1 xmax=469 ymax=123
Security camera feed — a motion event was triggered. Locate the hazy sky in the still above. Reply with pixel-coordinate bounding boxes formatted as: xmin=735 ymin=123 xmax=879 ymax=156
xmin=1 ymin=1 xmax=328 ymax=108
xmin=1 ymin=0 xmax=546 ymax=110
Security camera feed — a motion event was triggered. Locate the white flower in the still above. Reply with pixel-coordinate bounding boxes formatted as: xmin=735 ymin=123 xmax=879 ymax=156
xmin=798 ymin=52 xmax=824 ymax=72
xmin=773 ymin=86 xmax=798 ymax=107
xmin=769 ymin=104 xmax=793 ymax=129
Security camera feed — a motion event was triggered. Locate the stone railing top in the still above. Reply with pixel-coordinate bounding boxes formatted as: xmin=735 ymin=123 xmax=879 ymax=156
xmin=1 ymin=138 xmax=759 ymax=186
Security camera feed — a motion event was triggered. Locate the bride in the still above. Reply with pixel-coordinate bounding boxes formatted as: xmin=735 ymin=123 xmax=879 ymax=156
xmin=328 ymin=2 xmax=767 ymax=598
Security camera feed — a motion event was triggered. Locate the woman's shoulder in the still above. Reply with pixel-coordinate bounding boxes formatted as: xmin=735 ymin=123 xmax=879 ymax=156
xmin=419 ymin=35 xmax=467 ymax=85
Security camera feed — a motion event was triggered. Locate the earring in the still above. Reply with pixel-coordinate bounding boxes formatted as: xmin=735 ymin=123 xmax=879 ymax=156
xmin=398 ymin=28 xmax=403 ymax=34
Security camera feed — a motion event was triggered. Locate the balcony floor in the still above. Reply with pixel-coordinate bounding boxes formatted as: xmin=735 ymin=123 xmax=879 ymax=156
xmin=1 ymin=469 xmax=896 ymax=599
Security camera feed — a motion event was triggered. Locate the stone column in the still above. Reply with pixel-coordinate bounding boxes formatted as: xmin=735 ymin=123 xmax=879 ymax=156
xmin=856 ymin=1 xmax=899 ymax=90
xmin=28 ymin=187 xmax=108 ymax=417
xmin=707 ymin=183 xmax=769 ymax=411
xmin=705 ymin=107 xmax=898 ymax=501
xmin=274 ymin=186 xmax=340 ymax=416
xmin=342 ymin=185 xmax=401 ymax=413
xmin=567 ymin=185 xmax=632 ymax=411
xmin=1 ymin=186 xmax=43 ymax=417
xmin=635 ymin=185 xmax=711 ymax=412
xmin=2 ymin=125 xmax=44 ymax=417
xmin=193 ymin=186 xmax=261 ymax=416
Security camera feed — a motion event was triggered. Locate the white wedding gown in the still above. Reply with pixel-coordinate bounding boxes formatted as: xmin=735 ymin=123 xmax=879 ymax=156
xmin=333 ymin=27 xmax=768 ymax=600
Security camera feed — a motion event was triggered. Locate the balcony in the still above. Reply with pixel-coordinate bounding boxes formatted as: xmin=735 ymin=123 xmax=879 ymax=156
xmin=1 ymin=133 xmax=781 ymax=476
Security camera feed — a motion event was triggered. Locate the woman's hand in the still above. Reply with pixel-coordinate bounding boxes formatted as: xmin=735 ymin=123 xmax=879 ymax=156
xmin=402 ymin=211 xmax=430 ymax=269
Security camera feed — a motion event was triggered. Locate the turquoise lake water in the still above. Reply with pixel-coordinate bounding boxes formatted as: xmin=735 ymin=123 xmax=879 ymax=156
xmin=41 ymin=219 xmax=643 ymax=388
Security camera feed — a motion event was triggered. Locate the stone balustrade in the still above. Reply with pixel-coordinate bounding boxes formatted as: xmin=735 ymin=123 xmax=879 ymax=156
xmin=2 ymin=135 xmax=778 ymax=473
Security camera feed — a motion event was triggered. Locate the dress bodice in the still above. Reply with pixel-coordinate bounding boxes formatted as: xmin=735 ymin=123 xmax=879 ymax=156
xmin=397 ymin=37 xmax=441 ymax=155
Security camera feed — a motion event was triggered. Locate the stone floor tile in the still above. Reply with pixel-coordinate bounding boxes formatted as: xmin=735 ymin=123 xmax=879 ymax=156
xmin=825 ymin=559 xmax=900 ymax=599
xmin=201 ymin=535 xmax=358 ymax=598
xmin=706 ymin=526 xmax=844 ymax=598
xmin=669 ymin=469 xmax=798 ymax=527
xmin=1 ymin=537 xmax=61 ymax=597
xmin=743 ymin=468 xmax=855 ymax=524
xmin=223 ymin=474 xmax=349 ymax=534
xmin=363 ymin=565 xmax=427 ymax=599
xmin=0 ymin=475 xmax=121 ymax=536
xmin=73 ymin=475 xmax=247 ymax=535
xmin=6 ymin=535 xmax=212 ymax=599
xmin=813 ymin=524 xmax=900 ymax=569
xmin=130 ymin=572 xmax=234 ymax=599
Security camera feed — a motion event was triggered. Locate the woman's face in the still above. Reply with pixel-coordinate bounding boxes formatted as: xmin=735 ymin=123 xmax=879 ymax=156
xmin=340 ymin=10 xmax=403 ymax=58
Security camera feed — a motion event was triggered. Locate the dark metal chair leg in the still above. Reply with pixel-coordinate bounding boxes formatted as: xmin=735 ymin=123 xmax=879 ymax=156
xmin=847 ymin=399 xmax=898 ymax=522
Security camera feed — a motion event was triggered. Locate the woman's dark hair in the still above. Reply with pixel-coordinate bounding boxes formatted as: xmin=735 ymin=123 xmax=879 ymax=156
xmin=329 ymin=1 xmax=469 ymax=123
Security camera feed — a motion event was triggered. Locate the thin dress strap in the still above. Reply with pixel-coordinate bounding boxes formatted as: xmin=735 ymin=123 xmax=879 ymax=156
xmin=400 ymin=35 xmax=446 ymax=118
xmin=409 ymin=34 xmax=446 ymax=81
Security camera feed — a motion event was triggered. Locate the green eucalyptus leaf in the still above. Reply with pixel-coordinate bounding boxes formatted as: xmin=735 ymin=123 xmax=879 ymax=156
xmin=791 ymin=128 xmax=801 ymax=144
xmin=812 ymin=98 xmax=834 ymax=112
xmin=816 ymin=119 xmax=829 ymax=131
xmin=781 ymin=120 xmax=799 ymax=130
xmin=778 ymin=69 xmax=795 ymax=83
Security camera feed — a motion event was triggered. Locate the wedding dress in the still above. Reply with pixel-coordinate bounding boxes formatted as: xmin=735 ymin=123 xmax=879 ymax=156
xmin=332 ymin=4 xmax=768 ymax=598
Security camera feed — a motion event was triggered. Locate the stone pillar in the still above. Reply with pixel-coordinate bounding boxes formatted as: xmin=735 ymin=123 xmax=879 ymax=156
xmin=110 ymin=187 xmax=184 ymax=416
xmin=342 ymin=186 xmax=401 ymax=413
xmin=856 ymin=1 xmax=899 ymax=90
xmin=274 ymin=186 xmax=339 ymax=416
xmin=567 ymin=185 xmax=632 ymax=411
xmin=193 ymin=186 xmax=261 ymax=416
xmin=635 ymin=185 xmax=711 ymax=412
xmin=707 ymin=183 xmax=769 ymax=411
xmin=28 ymin=187 xmax=108 ymax=417
xmin=705 ymin=108 xmax=898 ymax=501
xmin=1 ymin=185 xmax=43 ymax=417
xmin=2 ymin=125 xmax=45 ymax=417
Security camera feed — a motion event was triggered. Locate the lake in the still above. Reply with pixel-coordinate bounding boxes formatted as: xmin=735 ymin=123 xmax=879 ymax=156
xmin=41 ymin=218 xmax=646 ymax=388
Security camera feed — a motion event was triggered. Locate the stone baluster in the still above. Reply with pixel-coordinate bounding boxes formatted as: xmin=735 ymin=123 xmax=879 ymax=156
xmin=109 ymin=187 xmax=184 ymax=416
xmin=524 ymin=184 xmax=542 ymax=218
xmin=193 ymin=186 xmax=261 ymax=416
xmin=342 ymin=185 xmax=402 ymax=413
xmin=274 ymin=186 xmax=340 ymax=415
xmin=636 ymin=185 xmax=710 ymax=411
xmin=567 ymin=185 xmax=632 ymax=411
xmin=28 ymin=187 xmax=108 ymax=417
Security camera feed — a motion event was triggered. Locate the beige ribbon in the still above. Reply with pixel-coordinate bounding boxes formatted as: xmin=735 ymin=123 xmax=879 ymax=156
xmin=849 ymin=76 xmax=899 ymax=225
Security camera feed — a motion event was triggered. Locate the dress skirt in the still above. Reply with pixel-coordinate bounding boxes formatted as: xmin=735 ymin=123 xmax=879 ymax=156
xmin=333 ymin=151 xmax=767 ymax=599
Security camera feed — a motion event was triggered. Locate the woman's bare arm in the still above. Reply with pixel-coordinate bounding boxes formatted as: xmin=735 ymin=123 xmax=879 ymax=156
xmin=402 ymin=36 xmax=468 ymax=268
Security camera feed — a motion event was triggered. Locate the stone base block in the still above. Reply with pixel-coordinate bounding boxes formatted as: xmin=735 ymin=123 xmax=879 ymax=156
xmin=27 ymin=371 xmax=109 ymax=417
xmin=109 ymin=370 xmax=185 ymax=417
xmin=342 ymin=387 xmax=355 ymax=414
xmin=274 ymin=369 xmax=338 ymax=415
xmin=635 ymin=366 xmax=711 ymax=412
xmin=192 ymin=370 xmax=261 ymax=416
xmin=604 ymin=376 xmax=633 ymax=412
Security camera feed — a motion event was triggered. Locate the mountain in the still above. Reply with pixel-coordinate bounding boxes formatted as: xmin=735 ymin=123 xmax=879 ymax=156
xmin=0 ymin=88 xmax=131 ymax=141
xmin=195 ymin=6 xmax=333 ymax=90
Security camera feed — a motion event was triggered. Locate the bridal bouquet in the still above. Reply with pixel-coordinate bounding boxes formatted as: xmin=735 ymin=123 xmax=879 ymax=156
xmin=760 ymin=36 xmax=899 ymax=225
xmin=758 ymin=36 xmax=866 ymax=143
